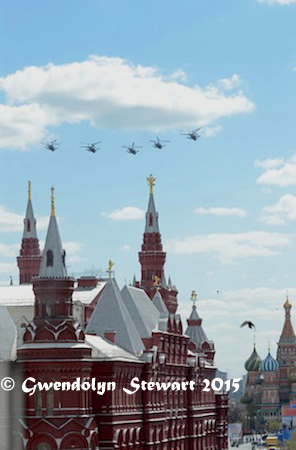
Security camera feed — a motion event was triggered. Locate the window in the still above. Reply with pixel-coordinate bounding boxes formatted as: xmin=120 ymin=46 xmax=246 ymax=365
xmin=46 ymin=250 xmax=53 ymax=267
xmin=27 ymin=219 xmax=31 ymax=232
xmin=149 ymin=213 xmax=153 ymax=227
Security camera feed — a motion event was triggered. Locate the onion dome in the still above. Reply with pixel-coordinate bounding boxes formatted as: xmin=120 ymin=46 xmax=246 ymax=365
xmin=245 ymin=346 xmax=262 ymax=372
xmin=284 ymin=297 xmax=292 ymax=310
xmin=261 ymin=352 xmax=279 ymax=372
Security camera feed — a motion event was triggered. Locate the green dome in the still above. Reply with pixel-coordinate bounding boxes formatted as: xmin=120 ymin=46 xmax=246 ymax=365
xmin=245 ymin=346 xmax=262 ymax=372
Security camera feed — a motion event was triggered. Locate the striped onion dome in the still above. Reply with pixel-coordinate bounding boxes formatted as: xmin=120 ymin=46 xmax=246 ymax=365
xmin=261 ymin=352 xmax=279 ymax=372
xmin=245 ymin=346 xmax=262 ymax=372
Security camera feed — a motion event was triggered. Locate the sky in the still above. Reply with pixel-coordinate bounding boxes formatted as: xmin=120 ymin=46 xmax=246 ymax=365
xmin=1 ymin=0 xmax=296 ymax=377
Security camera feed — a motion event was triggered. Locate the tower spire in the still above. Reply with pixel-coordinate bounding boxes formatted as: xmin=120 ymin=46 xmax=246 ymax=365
xmin=17 ymin=181 xmax=41 ymax=284
xmin=139 ymin=175 xmax=178 ymax=313
xmin=51 ymin=187 xmax=55 ymax=217
xmin=38 ymin=187 xmax=67 ymax=279
xmin=28 ymin=180 xmax=31 ymax=201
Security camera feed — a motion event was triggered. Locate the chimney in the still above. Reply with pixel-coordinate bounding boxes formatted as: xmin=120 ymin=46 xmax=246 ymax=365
xmin=104 ymin=329 xmax=116 ymax=344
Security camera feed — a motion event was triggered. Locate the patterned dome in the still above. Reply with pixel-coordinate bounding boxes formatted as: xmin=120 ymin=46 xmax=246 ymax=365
xmin=261 ymin=352 xmax=279 ymax=372
xmin=245 ymin=346 xmax=262 ymax=372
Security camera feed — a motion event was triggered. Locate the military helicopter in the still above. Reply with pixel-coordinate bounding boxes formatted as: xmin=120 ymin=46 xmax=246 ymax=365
xmin=150 ymin=137 xmax=170 ymax=149
xmin=181 ymin=127 xmax=202 ymax=141
xmin=122 ymin=142 xmax=142 ymax=155
xmin=81 ymin=142 xmax=101 ymax=153
xmin=43 ymin=140 xmax=59 ymax=151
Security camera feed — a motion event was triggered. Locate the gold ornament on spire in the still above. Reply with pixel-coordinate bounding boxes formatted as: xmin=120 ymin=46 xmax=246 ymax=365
xmin=153 ymin=275 xmax=161 ymax=290
xmin=107 ymin=260 xmax=114 ymax=278
xmin=284 ymin=294 xmax=292 ymax=310
xmin=147 ymin=174 xmax=156 ymax=194
xmin=191 ymin=290 xmax=197 ymax=306
xmin=28 ymin=181 xmax=31 ymax=201
xmin=51 ymin=187 xmax=55 ymax=217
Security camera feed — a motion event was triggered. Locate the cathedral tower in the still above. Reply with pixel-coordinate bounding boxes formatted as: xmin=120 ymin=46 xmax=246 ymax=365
xmin=17 ymin=181 xmax=41 ymax=284
xmin=138 ymin=175 xmax=178 ymax=313
xmin=277 ymin=297 xmax=296 ymax=402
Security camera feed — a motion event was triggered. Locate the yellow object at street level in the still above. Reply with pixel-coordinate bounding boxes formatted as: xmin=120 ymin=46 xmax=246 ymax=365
xmin=266 ymin=436 xmax=278 ymax=449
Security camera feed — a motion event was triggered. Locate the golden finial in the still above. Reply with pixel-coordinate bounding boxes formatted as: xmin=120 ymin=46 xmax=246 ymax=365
xmin=191 ymin=290 xmax=197 ymax=306
xmin=284 ymin=294 xmax=292 ymax=310
xmin=51 ymin=187 xmax=55 ymax=217
xmin=147 ymin=174 xmax=156 ymax=194
xmin=107 ymin=260 xmax=114 ymax=278
xmin=268 ymin=341 xmax=270 ymax=353
xmin=28 ymin=181 xmax=31 ymax=201
xmin=153 ymin=275 xmax=161 ymax=290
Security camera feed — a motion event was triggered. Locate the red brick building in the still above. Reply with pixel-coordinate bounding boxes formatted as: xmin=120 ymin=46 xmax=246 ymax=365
xmin=15 ymin=179 xmax=228 ymax=450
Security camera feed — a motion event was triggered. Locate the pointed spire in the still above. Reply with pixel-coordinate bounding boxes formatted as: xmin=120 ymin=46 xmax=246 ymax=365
xmin=145 ymin=174 xmax=159 ymax=233
xmin=38 ymin=187 xmax=67 ymax=279
xmin=132 ymin=274 xmax=136 ymax=286
xmin=279 ymin=296 xmax=296 ymax=342
xmin=23 ymin=181 xmax=38 ymax=239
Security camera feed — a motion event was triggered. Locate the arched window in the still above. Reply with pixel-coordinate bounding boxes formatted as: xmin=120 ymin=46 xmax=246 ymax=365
xmin=149 ymin=213 xmax=153 ymax=227
xmin=46 ymin=250 xmax=53 ymax=267
xmin=27 ymin=219 xmax=31 ymax=232
xmin=45 ymin=301 xmax=53 ymax=317
xmin=46 ymin=389 xmax=54 ymax=415
xmin=35 ymin=388 xmax=42 ymax=416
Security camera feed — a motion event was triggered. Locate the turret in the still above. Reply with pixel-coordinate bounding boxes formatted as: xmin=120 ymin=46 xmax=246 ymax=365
xmin=17 ymin=181 xmax=42 ymax=284
xmin=138 ymin=175 xmax=178 ymax=313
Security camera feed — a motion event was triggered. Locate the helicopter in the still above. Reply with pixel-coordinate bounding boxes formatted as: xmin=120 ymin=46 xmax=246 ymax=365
xmin=181 ymin=127 xmax=202 ymax=141
xmin=122 ymin=142 xmax=142 ymax=155
xmin=150 ymin=137 xmax=170 ymax=149
xmin=43 ymin=140 xmax=59 ymax=151
xmin=81 ymin=142 xmax=101 ymax=153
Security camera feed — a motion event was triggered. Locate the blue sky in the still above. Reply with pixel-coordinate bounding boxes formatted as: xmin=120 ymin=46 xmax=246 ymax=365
xmin=1 ymin=0 xmax=296 ymax=376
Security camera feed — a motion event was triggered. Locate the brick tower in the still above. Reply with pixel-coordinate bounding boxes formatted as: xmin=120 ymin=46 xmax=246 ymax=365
xmin=138 ymin=175 xmax=178 ymax=313
xmin=277 ymin=297 xmax=296 ymax=402
xmin=17 ymin=181 xmax=42 ymax=284
xmin=17 ymin=188 xmax=98 ymax=450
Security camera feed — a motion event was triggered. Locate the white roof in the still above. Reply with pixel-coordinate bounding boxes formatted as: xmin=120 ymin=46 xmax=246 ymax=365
xmin=0 ymin=305 xmax=17 ymax=360
xmin=86 ymin=334 xmax=142 ymax=362
xmin=0 ymin=282 xmax=106 ymax=307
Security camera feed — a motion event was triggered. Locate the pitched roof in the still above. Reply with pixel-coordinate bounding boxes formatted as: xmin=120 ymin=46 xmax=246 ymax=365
xmin=85 ymin=279 xmax=144 ymax=355
xmin=185 ymin=305 xmax=209 ymax=349
xmin=152 ymin=290 xmax=168 ymax=315
xmin=38 ymin=215 xmax=67 ymax=278
xmin=145 ymin=193 xmax=159 ymax=233
xmin=121 ymin=285 xmax=160 ymax=338
xmin=85 ymin=334 xmax=142 ymax=362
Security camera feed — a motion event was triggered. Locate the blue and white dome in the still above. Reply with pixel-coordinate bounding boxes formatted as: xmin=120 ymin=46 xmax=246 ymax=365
xmin=261 ymin=352 xmax=279 ymax=372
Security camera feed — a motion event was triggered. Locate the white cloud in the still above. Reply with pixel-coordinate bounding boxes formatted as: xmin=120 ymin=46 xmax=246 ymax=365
xmin=120 ymin=244 xmax=132 ymax=253
xmin=101 ymin=206 xmax=145 ymax=221
xmin=202 ymin=124 xmax=223 ymax=138
xmin=0 ymin=204 xmax=47 ymax=233
xmin=256 ymin=154 xmax=296 ymax=186
xmin=169 ymin=69 xmax=188 ymax=82
xmin=194 ymin=206 xmax=247 ymax=218
xmin=218 ymin=74 xmax=241 ymax=91
xmin=0 ymin=263 xmax=18 ymax=276
xmin=0 ymin=243 xmax=19 ymax=258
xmin=258 ymin=0 xmax=296 ymax=4
xmin=0 ymin=56 xmax=255 ymax=149
xmin=165 ymin=231 xmax=293 ymax=262
xmin=260 ymin=194 xmax=296 ymax=225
